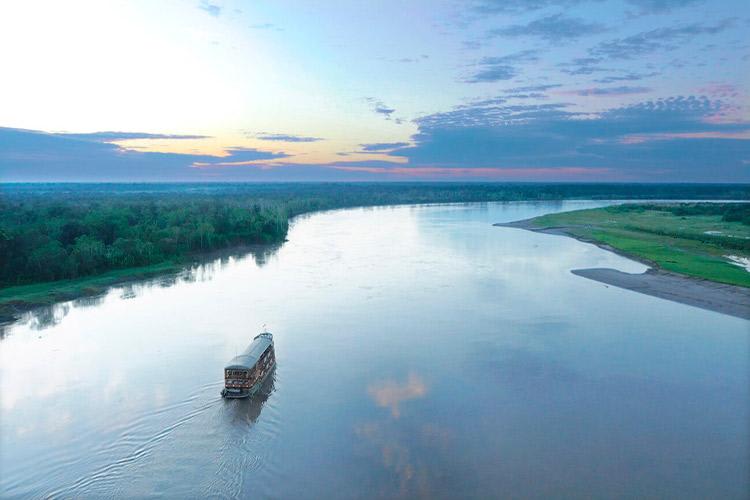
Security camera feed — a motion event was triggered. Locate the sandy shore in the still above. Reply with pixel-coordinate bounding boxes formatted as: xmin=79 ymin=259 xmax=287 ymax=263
xmin=495 ymin=219 xmax=750 ymax=320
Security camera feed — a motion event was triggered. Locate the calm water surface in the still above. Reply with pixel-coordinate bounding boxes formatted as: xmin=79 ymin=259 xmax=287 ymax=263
xmin=1 ymin=201 xmax=748 ymax=498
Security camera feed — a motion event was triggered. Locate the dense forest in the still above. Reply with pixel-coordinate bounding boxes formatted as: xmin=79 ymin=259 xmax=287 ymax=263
xmin=1 ymin=182 xmax=748 ymax=287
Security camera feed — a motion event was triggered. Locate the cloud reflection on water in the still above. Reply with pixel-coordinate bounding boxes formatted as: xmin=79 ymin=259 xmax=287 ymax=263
xmin=358 ymin=373 xmax=463 ymax=497
xmin=3 ymin=244 xmax=283 ymax=334
xmin=367 ymin=373 xmax=427 ymax=418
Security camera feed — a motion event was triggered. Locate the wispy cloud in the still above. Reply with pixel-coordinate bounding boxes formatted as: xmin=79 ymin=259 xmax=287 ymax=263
xmin=489 ymin=14 xmax=607 ymax=42
xmin=255 ymin=133 xmax=323 ymax=142
xmin=558 ymin=57 xmax=607 ymax=75
xmin=471 ymin=0 xmax=597 ymax=14
xmin=503 ymin=84 xmax=562 ymax=93
xmin=594 ymin=71 xmax=660 ymax=83
xmin=360 ymin=142 xmax=410 ymax=152
xmin=193 ymin=147 xmax=288 ymax=167
xmin=625 ymin=0 xmax=705 ymax=14
xmin=365 ymin=98 xmax=401 ymax=122
xmin=249 ymin=23 xmax=277 ymax=30
xmin=333 ymin=165 xmax=612 ymax=180
xmin=696 ymin=83 xmax=741 ymax=99
xmin=466 ymin=50 xmax=540 ymax=83
xmin=590 ymin=19 xmax=735 ymax=59
xmin=198 ymin=0 xmax=221 ymax=16
xmin=566 ymin=86 xmax=652 ymax=96
xmin=469 ymin=0 xmax=701 ymax=17
xmin=55 ymin=131 xmax=210 ymax=142
xmin=397 ymin=55 xmax=430 ymax=63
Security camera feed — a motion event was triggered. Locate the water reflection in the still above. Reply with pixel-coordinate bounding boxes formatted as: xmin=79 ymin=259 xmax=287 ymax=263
xmin=4 ymin=243 xmax=283 ymax=335
xmin=1 ymin=202 xmax=747 ymax=498
xmin=73 ymin=294 xmax=107 ymax=309
xmin=227 ymin=368 xmax=277 ymax=427
xmin=357 ymin=374 xmax=460 ymax=498
xmin=26 ymin=302 xmax=71 ymax=330
xmin=368 ymin=373 xmax=427 ymax=418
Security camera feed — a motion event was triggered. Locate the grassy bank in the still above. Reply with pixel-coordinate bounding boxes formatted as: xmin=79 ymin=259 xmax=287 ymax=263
xmin=528 ymin=204 xmax=750 ymax=287
xmin=0 ymin=262 xmax=182 ymax=321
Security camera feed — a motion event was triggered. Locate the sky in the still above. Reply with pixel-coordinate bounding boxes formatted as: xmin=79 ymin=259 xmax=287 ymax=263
xmin=0 ymin=0 xmax=748 ymax=182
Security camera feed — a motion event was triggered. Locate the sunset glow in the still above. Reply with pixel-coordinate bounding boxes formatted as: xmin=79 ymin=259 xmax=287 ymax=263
xmin=1 ymin=0 xmax=748 ymax=181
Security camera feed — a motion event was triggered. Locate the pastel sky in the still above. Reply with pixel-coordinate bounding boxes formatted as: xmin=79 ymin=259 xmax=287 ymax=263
xmin=1 ymin=0 xmax=748 ymax=181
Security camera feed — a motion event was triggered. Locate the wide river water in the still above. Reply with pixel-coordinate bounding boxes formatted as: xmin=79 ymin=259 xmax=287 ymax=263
xmin=1 ymin=201 xmax=748 ymax=498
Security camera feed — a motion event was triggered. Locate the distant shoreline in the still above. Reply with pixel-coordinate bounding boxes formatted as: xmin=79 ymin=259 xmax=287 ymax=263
xmin=495 ymin=219 xmax=750 ymax=320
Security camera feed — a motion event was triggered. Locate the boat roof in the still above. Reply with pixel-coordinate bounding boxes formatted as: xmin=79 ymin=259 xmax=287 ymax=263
xmin=225 ymin=332 xmax=273 ymax=370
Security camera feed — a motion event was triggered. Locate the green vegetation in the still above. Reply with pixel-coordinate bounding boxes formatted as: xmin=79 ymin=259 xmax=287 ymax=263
xmin=1 ymin=183 xmax=748 ymax=317
xmin=0 ymin=262 xmax=180 ymax=306
xmin=530 ymin=203 xmax=750 ymax=287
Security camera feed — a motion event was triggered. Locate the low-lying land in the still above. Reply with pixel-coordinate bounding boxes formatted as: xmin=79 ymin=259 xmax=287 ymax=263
xmin=2 ymin=184 xmax=749 ymax=322
xmin=0 ymin=262 xmax=181 ymax=321
xmin=497 ymin=203 xmax=750 ymax=318
xmin=571 ymin=268 xmax=750 ymax=320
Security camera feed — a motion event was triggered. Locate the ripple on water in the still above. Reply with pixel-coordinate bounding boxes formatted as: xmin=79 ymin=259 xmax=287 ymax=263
xmin=46 ymin=383 xmax=231 ymax=498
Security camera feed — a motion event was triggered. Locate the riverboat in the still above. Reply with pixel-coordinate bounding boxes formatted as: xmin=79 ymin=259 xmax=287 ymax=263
xmin=221 ymin=330 xmax=276 ymax=399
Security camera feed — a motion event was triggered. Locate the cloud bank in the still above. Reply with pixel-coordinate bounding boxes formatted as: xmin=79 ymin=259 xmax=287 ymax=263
xmin=381 ymin=96 xmax=750 ymax=181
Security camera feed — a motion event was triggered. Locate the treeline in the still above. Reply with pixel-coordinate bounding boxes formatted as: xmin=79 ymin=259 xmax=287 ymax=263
xmin=0 ymin=200 xmax=289 ymax=285
xmin=2 ymin=183 xmax=748 ymax=287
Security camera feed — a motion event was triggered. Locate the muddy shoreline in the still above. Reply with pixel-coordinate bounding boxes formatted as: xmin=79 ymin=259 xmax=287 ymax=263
xmin=495 ymin=219 xmax=750 ymax=320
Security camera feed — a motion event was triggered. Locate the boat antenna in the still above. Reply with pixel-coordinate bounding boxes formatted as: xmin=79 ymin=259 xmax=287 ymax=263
xmin=262 ymin=323 xmax=268 ymax=333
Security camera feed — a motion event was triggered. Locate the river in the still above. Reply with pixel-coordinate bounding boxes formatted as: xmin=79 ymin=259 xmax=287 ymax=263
xmin=1 ymin=201 xmax=748 ymax=498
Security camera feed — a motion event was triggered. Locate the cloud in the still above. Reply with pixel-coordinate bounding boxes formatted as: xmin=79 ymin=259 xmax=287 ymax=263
xmin=625 ymin=0 xmax=705 ymax=14
xmin=590 ymin=19 xmax=735 ymax=59
xmin=503 ymin=84 xmax=562 ymax=93
xmin=567 ymin=86 xmax=652 ymax=96
xmin=0 ymin=128 xmax=287 ymax=181
xmin=255 ymin=133 xmax=323 ymax=143
xmin=697 ymin=83 xmax=740 ymax=99
xmin=249 ymin=23 xmax=279 ymax=30
xmin=381 ymin=96 xmax=750 ymax=181
xmin=558 ymin=57 xmax=607 ymax=75
xmin=396 ymin=54 xmax=430 ymax=63
xmin=54 ymin=131 xmax=210 ymax=142
xmin=593 ymin=71 xmax=659 ymax=83
xmin=375 ymin=104 xmax=395 ymax=117
xmin=365 ymin=98 xmax=399 ymax=121
xmin=489 ymin=14 xmax=607 ymax=42
xmin=466 ymin=50 xmax=540 ymax=83
xmin=332 ymin=165 xmax=612 ymax=180
xmin=467 ymin=64 xmax=517 ymax=82
xmin=193 ymin=148 xmax=288 ymax=167
xmin=469 ymin=0 xmax=701 ymax=16
xmin=368 ymin=374 xmax=427 ymax=418
xmin=415 ymin=101 xmax=572 ymax=129
xmin=198 ymin=1 xmax=221 ymax=17
xmin=471 ymin=0 xmax=596 ymax=14
xmin=360 ymin=142 xmax=410 ymax=152
xmin=506 ymin=92 xmax=549 ymax=99
xmin=496 ymin=85 xmax=559 ymax=100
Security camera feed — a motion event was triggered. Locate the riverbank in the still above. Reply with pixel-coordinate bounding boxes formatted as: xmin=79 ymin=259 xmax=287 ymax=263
xmin=495 ymin=217 xmax=750 ymax=320
xmin=0 ymin=243 xmax=281 ymax=324
xmin=0 ymin=262 xmax=182 ymax=323
xmin=572 ymin=268 xmax=750 ymax=320
xmin=3 ymin=190 xmax=748 ymax=324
